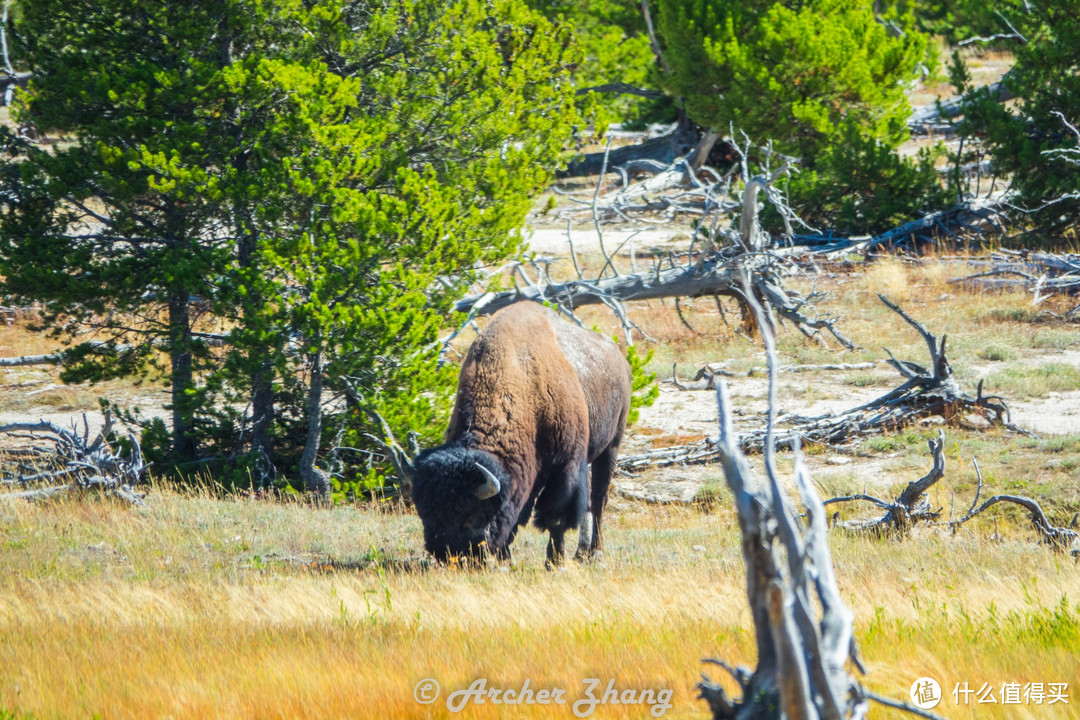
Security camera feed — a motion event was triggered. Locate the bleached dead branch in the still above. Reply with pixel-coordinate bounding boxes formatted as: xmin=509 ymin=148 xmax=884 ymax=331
xmin=697 ymin=290 xmax=935 ymax=720
xmin=0 ymin=410 xmax=146 ymax=505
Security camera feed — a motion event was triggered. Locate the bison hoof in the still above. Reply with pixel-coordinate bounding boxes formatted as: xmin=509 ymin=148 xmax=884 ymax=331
xmin=544 ymin=558 xmax=570 ymax=571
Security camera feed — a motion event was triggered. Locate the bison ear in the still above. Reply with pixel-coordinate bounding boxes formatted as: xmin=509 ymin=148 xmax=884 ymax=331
xmin=473 ymin=462 xmax=501 ymax=500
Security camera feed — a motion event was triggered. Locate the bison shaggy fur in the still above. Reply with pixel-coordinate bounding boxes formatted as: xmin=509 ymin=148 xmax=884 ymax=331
xmin=411 ymin=301 xmax=632 ymax=564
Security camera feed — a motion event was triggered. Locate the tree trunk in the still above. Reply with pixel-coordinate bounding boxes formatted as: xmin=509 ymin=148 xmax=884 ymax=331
xmin=558 ymin=116 xmax=700 ymax=178
xmin=221 ymin=12 xmax=276 ymax=488
xmin=689 ymin=130 xmax=721 ymax=170
xmin=236 ymin=226 xmax=276 ymax=487
xmin=250 ymin=365 xmax=275 ymax=487
xmin=168 ymin=289 xmax=197 ymax=461
xmin=299 ymin=348 xmax=330 ymax=500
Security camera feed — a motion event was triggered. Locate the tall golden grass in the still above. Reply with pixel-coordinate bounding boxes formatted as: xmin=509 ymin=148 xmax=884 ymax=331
xmin=0 ymin=490 xmax=1077 ymax=719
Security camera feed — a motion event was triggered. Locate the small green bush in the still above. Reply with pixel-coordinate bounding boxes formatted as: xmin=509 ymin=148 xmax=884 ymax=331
xmin=978 ymin=345 xmax=1016 ymax=362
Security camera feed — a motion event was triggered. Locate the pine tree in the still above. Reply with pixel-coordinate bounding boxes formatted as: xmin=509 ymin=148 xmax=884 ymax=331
xmin=525 ymin=0 xmax=670 ymax=128
xmin=956 ymin=0 xmax=1080 ymax=238
xmin=0 ymin=0 xmax=238 ymax=461
xmin=656 ymin=0 xmax=944 ymax=232
xmin=0 ymin=0 xmax=580 ymax=495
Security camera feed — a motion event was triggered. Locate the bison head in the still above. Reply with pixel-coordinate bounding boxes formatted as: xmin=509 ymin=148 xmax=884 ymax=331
xmin=411 ymin=445 xmax=513 ymax=562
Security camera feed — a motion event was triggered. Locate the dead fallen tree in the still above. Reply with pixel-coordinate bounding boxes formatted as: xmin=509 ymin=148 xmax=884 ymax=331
xmin=0 ymin=336 xmax=227 ymax=368
xmin=555 ymin=153 xmax=1011 ymax=253
xmin=554 ymin=134 xmax=796 ymax=230
xmin=778 ymin=195 xmax=1011 ymax=254
xmin=454 ymin=249 xmax=853 ymax=348
xmin=697 ymin=296 xmax=936 ymax=720
xmin=619 ymin=295 xmax=1020 ymax=471
xmin=823 ymin=438 xmax=1079 ymax=555
xmin=950 ymin=250 xmax=1080 ymax=317
xmin=0 ymin=411 xmax=146 ymax=505
xmin=824 ymin=430 xmax=946 ymax=536
xmin=857 ymin=195 xmax=1010 ymax=255
xmin=559 ymin=120 xmax=701 ymax=178
xmin=562 ymin=76 xmax=1009 ymax=183
xmin=908 ymin=79 xmax=1014 ymax=137
xmin=456 ymin=152 xmax=852 ymax=350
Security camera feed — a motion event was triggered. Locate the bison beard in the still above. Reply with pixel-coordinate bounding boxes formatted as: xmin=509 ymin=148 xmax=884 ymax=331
xmin=411 ymin=302 xmax=632 ymax=565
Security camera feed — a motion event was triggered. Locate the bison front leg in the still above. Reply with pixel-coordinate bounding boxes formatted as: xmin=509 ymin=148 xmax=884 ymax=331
xmin=540 ymin=460 xmax=589 ymax=569
xmin=546 ymin=529 xmax=567 ymax=568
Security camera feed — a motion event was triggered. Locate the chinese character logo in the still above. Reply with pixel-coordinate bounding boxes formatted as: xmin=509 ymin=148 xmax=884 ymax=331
xmin=911 ymin=677 xmax=942 ymax=709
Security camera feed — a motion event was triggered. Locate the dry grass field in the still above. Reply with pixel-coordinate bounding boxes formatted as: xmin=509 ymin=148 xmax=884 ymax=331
xmin=3 ymin=253 xmax=1080 ymax=719
xmin=0 ymin=488 xmax=1077 ymax=719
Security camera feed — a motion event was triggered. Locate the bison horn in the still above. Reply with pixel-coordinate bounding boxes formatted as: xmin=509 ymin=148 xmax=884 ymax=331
xmin=473 ymin=463 xmax=501 ymax=500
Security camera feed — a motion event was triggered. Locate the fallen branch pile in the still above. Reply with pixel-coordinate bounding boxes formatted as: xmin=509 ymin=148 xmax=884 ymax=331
xmin=451 ymin=143 xmax=855 ymax=356
xmin=823 ymin=433 xmax=1079 ymax=555
xmin=0 ymin=411 xmax=146 ymax=505
xmin=619 ymin=295 xmax=1021 ymax=471
xmin=550 ymin=121 xmax=1013 ymax=257
xmin=950 ymin=250 xmax=1080 ymax=318
xmin=454 ymin=248 xmax=854 ymax=349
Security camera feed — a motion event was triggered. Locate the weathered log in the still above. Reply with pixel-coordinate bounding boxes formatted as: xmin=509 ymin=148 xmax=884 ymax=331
xmin=0 ymin=71 xmax=29 ymax=104
xmin=862 ymin=196 xmax=1009 ymax=254
xmin=0 ymin=336 xmax=227 ymax=367
xmin=907 ymin=79 xmax=1014 ymax=137
xmin=668 ymin=361 xmax=878 ymax=391
xmin=697 ymin=294 xmax=932 ymax=719
xmin=0 ymin=352 xmax=66 ymax=367
xmin=949 ymin=250 xmax=1080 ymax=308
xmin=559 ymin=121 xmax=698 ymax=178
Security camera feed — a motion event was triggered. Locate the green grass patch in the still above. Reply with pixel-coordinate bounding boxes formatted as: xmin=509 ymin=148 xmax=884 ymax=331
xmin=843 ymin=372 xmax=894 ymax=387
xmin=864 ymin=430 xmax=932 ymax=453
xmin=984 ymin=362 xmax=1080 ymax=398
xmin=978 ymin=307 xmax=1053 ymax=324
xmin=1031 ymin=329 xmax=1080 ymax=350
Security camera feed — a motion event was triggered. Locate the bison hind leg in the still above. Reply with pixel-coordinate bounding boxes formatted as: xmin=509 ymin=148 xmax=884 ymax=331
xmin=582 ymin=442 xmax=620 ymax=560
xmin=573 ymin=513 xmax=594 ymax=562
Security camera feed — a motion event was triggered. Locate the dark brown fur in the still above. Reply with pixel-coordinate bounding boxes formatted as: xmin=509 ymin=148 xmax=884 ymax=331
xmin=411 ymin=302 xmax=632 ymax=564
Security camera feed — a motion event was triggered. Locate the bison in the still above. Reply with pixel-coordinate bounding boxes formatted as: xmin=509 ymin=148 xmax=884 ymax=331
xmin=409 ymin=301 xmax=632 ymax=565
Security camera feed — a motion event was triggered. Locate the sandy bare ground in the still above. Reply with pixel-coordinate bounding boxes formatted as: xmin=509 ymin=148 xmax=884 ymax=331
xmin=526 ymin=225 xmax=688 ymax=257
